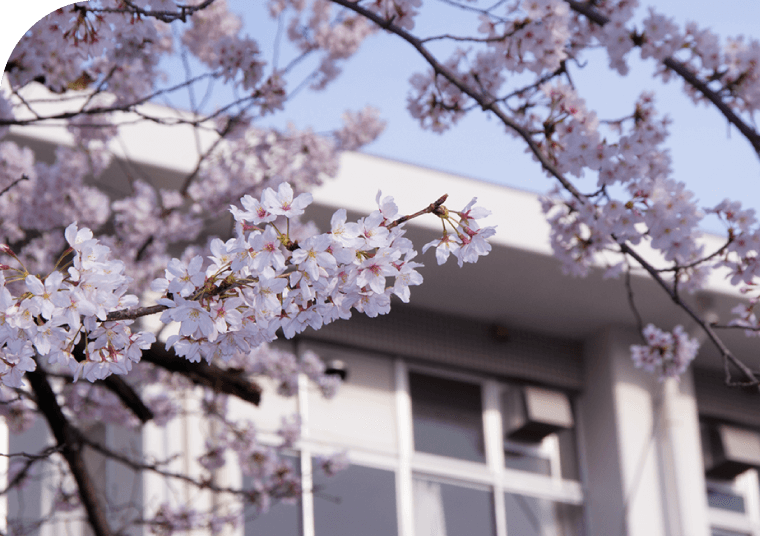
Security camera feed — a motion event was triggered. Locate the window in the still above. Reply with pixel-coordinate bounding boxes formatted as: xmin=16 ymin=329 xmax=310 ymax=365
xmin=313 ymin=461 xmax=397 ymax=536
xmin=407 ymin=367 xmax=585 ymax=536
xmin=238 ymin=347 xmax=586 ymax=536
xmin=701 ymin=419 xmax=760 ymax=536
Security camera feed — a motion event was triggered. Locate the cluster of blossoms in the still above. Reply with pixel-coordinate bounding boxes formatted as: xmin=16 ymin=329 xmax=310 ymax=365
xmin=154 ymin=182 xmax=493 ymax=365
xmin=631 ymin=324 xmax=700 ymax=380
xmin=0 ymin=178 xmax=492 ymax=532
xmin=538 ymin=89 xmax=705 ymax=286
xmin=729 ymin=298 xmax=760 ymax=336
xmin=481 ymin=0 xmax=572 ymax=74
xmin=583 ymin=1 xmax=760 ymax=115
xmin=0 ymin=182 xmax=493 ymax=390
xmin=181 ymin=0 xmax=267 ymax=92
xmin=0 ymin=224 xmax=156 ymax=387
xmin=6 ymin=2 xmax=172 ymax=102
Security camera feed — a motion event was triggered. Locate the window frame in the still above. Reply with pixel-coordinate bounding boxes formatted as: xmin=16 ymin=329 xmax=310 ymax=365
xmin=401 ymin=360 xmax=585 ymax=536
xmin=700 ymin=418 xmax=760 ymax=536
xmin=236 ymin=346 xmax=587 ymax=536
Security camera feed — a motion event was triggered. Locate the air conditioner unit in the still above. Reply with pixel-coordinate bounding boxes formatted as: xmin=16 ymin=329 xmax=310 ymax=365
xmin=704 ymin=424 xmax=760 ymax=480
xmin=502 ymin=385 xmax=574 ymax=443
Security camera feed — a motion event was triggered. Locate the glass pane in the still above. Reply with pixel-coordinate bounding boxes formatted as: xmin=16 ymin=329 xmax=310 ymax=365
xmin=409 ymin=372 xmax=485 ymax=463
xmin=504 ymin=446 xmax=551 ymax=476
xmin=244 ymin=456 xmax=301 ymax=536
xmin=413 ymin=476 xmax=496 ymax=536
xmin=504 ymin=493 xmax=584 ymax=536
xmin=557 ymin=427 xmax=580 ymax=481
xmin=707 ymin=487 xmax=745 ymax=513
xmin=313 ymin=462 xmax=397 ymax=536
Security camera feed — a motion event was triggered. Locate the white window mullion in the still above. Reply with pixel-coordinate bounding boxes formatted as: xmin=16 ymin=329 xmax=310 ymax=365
xmin=395 ymin=359 xmax=415 ymax=536
xmin=544 ymin=434 xmax=562 ymax=482
xmin=484 ymin=380 xmax=508 ymax=536
xmin=298 ymin=372 xmax=315 ymax=536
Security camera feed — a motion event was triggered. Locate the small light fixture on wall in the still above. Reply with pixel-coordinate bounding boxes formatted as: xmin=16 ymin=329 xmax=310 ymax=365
xmin=325 ymin=359 xmax=349 ymax=381
xmin=490 ymin=324 xmax=510 ymax=342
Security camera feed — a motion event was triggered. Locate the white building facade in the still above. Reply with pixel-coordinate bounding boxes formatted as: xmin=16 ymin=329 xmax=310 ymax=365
xmin=3 ymin=115 xmax=760 ymax=536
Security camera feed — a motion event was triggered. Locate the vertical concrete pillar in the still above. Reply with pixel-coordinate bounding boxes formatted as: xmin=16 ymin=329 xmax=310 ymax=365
xmin=656 ymin=374 xmax=710 ymax=536
xmin=580 ymin=325 xmax=710 ymax=536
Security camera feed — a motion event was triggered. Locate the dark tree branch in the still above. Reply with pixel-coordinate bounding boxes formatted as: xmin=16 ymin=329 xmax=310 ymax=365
xmin=99 ymin=376 xmax=154 ymax=423
xmin=141 ymin=343 xmax=262 ymax=406
xmin=0 ymin=71 xmax=220 ymax=127
xmin=26 ymin=362 xmax=114 ymax=536
xmin=106 ymin=304 xmax=166 ymax=322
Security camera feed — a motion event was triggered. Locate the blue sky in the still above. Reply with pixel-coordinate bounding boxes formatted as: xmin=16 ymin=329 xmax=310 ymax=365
xmin=3 ymin=1 xmax=760 ymax=233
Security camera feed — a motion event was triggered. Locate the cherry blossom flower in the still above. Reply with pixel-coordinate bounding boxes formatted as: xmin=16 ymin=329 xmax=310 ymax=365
xmin=262 ymin=182 xmax=313 ymax=218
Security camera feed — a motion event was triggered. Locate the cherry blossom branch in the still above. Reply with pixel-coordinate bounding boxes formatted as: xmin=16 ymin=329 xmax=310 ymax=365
xmin=654 ymin=236 xmax=733 ymax=273
xmin=100 ymin=191 xmax=462 ymax=322
xmin=712 ymin=324 xmax=760 ymax=332
xmin=565 ymin=0 xmax=760 ymax=157
xmin=500 ymin=62 xmax=569 ymax=103
xmin=331 ymin=0 xmax=757 ymax=385
xmin=0 ymin=71 xmax=222 ymax=127
xmin=328 ymin=0 xmax=587 ymax=203
xmin=79 ymin=0 xmax=220 ymax=24
xmin=618 ymin=241 xmax=759 ymax=385
xmin=26 ymin=362 xmax=115 ymax=536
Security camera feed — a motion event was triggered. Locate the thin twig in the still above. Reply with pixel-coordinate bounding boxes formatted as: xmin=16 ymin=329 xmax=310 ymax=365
xmin=0 ymin=175 xmax=29 ymax=198
xmin=388 ymin=194 xmax=448 ymax=229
